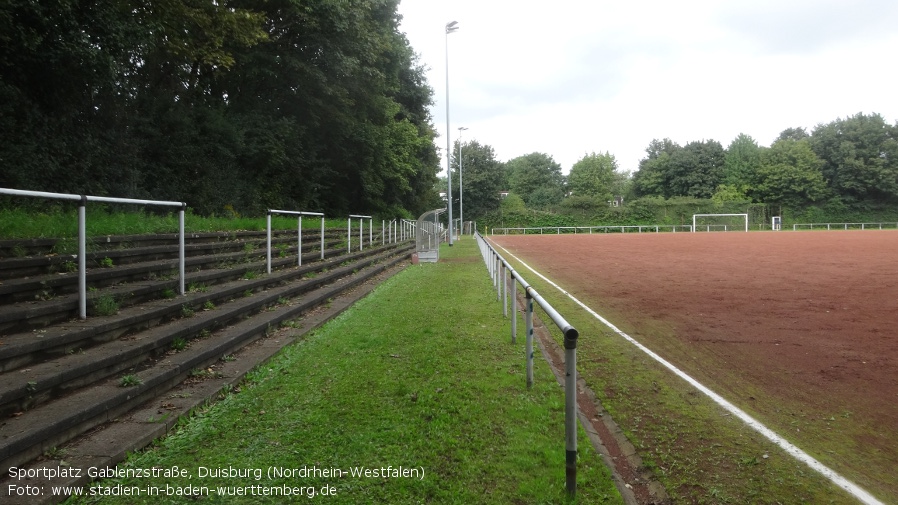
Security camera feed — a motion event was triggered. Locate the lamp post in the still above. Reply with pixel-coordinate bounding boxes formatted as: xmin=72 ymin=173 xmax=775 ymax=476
xmin=445 ymin=20 xmax=458 ymax=245
xmin=457 ymin=126 xmax=468 ymax=237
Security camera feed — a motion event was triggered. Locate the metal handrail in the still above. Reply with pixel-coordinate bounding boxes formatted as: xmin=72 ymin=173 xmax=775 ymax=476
xmin=266 ymin=210 xmax=326 ymax=273
xmin=0 ymin=188 xmax=186 ymax=319
xmin=475 ymin=232 xmax=579 ymax=498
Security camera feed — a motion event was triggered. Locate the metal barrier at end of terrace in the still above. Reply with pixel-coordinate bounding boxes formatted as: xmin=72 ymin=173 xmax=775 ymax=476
xmin=347 ymin=215 xmax=373 ymax=253
xmin=0 ymin=187 xmax=187 ymax=320
xmin=474 ymin=232 xmax=579 ymax=499
xmin=266 ymin=210 xmax=326 ymax=273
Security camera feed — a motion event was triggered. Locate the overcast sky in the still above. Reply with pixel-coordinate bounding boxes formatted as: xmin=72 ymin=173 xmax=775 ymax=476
xmin=397 ymin=0 xmax=898 ymax=175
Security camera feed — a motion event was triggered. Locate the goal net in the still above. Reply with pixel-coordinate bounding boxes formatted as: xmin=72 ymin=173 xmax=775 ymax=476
xmin=692 ymin=213 xmax=749 ymax=232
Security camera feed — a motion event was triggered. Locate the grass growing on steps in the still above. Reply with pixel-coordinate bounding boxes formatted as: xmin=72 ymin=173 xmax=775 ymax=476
xmin=0 ymin=207 xmax=351 ymax=239
xmin=74 ymin=239 xmax=622 ymax=504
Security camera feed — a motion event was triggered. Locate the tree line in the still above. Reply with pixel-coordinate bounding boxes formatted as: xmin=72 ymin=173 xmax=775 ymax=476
xmin=450 ymin=112 xmax=898 ymax=225
xmin=4 ymin=2 xmax=893 ymax=225
xmin=0 ymin=0 xmax=441 ymax=217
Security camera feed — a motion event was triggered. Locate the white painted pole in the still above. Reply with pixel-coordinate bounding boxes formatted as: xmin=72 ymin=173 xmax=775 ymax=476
xmin=525 ymin=292 xmax=534 ymax=389
xmin=266 ymin=213 xmax=272 ymax=274
xmin=78 ymin=197 xmax=87 ymax=319
xmin=511 ymin=276 xmax=517 ymax=343
xmin=320 ymin=217 xmax=325 ymax=260
xmin=178 ymin=207 xmax=185 ymax=295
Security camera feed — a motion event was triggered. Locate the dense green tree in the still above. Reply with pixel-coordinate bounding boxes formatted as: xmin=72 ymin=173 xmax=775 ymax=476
xmin=777 ymin=127 xmax=810 ymax=142
xmin=748 ymin=139 xmax=828 ymax=210
xmin=505 ymin=152 xmax=565 ymax=208
xmin=632 ymin=139 xmax=724 ymax=199
xmin=0 ymin=0 xmax=440 ymax=217
xmin=724 ymin=133 xmax=761 ymax=190
xmin=809 ymin=112 xmax=898 ymax=204
xmin=450 ymin=140 xmax=503 ymax=221
xmin=568 ymin=152 xmax=619 ymax=201
xmin=666 ymin=140 xmax=726 ymax=199
xmin=632 ymin=138 xmax=680 ymax=197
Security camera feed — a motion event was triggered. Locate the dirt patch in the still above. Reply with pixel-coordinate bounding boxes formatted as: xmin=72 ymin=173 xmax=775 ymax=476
xmin=493 ymin=231 xmax=898 ymax=499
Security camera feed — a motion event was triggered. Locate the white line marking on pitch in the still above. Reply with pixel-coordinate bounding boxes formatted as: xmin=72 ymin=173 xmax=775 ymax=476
xmin=491 ymin=241 xmax=884 ymax=505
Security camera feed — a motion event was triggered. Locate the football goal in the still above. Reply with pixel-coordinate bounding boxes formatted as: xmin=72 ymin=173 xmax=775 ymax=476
xmin=692 ymin=213 xmax=749 ymax=232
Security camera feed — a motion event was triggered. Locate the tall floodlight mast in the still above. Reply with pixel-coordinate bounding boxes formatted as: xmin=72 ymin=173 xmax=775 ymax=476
xmin=445 ymin=20 xmax=459 ymax=245
xmin=458 ymin=126 xmax=468 ymax=237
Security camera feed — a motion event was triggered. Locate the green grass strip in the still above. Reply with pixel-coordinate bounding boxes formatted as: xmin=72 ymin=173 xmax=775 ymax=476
xmin=74 ymin=239 xmax=622 ymax=504
xmin=0 ymin=207 xmax=353 ymax=239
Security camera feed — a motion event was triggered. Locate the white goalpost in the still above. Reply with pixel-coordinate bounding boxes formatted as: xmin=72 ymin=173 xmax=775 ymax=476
xmin=692 ymin=213 xmax=749 ymax=232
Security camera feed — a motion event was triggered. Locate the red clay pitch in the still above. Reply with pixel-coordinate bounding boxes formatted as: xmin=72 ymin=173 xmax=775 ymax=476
xmin=491 ymin=230 xmax=898 ymax=498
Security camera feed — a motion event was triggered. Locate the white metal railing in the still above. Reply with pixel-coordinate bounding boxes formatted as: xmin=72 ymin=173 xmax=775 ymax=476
xmin=347 ymin=215 xmax=373 ymax=253
xmin=492 ymin=225 xmax=693 ymax=234
xmin=476 ymin=232 xmax=580 ymax=499
xmin=0 ymin=188 xmax=186 ymax=319
xmin=266 ymin=210 xmax=326 ymax=274
xmin=792 ymin=222 xmax=898 ymax=231
xmin=401 ymin=218 xmax=415 ymax=242
xmin=493 ymin=222 xmax=898 ymax=235
xmin=381 ymin=218 xmax=413 ymax=245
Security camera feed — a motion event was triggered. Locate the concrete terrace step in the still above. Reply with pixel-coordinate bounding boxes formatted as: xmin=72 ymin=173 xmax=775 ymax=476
xmin=0 ymin=241 xmax=350 ymax=332
xmin=0 ymin=251 xmax=410 ymax=475
xmin=0 ymin=226 xmax=413 ymax=499
xmin=0 ymin=235 xmax=348 ymax=300
xmin=0 ymin=229 xmax=345 ymax=260
xmin=0 ymin=243 xmax=410 ymax=381
xmin=0 ymin=246 xmax=348 ymax=372
xmin=0 ymin=256 xmax=406 ymax=505
xmin=0 ymin=228 xmax=351 ymax=281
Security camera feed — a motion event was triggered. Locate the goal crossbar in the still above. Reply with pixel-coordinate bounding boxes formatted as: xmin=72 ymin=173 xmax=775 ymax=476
xmin=692 ymin=213 xmax=748 ymax=232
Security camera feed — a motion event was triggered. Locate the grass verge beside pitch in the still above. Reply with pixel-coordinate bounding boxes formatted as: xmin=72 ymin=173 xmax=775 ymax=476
xmin=70 ymin=238 xmax=621 ymax=504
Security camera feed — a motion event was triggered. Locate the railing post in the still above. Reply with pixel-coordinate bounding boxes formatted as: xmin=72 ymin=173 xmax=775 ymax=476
xmin=502 ymin=263 xmax=508 ymax=318
xmin=320 ymin=217 xmax=325 ymax=260
xmin=347 ymin=218 xmax=351 ymax=254
xmin=298 ymin=215 xmax=303 ymax=266
xmin=495 ymin=256 xmax=501 ymax=301
xmin=178 ymin=206 xmax=186 ymax=295
xmin=525 ymin=290 xmax=534 ymax=389
xmin=564 ymin=326 xmax=580 ymax=499
xmin=78 ymin=195 xmax=87 ymax=320
xmin=359 ymin=217 xmax=363 ymax=251
xmin=266 ymin=212 xmax=272 ymax=274
xmin=511 ymin=276 xmax=517 ymax=344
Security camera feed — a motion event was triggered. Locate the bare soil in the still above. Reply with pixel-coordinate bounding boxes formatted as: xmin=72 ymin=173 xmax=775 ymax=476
xmin=492 ymin=230 xmax=898 ymax=500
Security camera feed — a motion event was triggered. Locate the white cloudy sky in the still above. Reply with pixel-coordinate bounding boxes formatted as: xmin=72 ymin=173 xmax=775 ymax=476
xmin=396 ymin=0 xmax=898 ymax=175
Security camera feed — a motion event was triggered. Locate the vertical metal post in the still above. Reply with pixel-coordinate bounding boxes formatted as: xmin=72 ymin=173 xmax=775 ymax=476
xmin=178 ymin=207 xmax=186 ymax=295
xmin=496 ymin=256 xmax=501 ymax=301
xmin=502 ymin=263 xmax=508 ymax=318
xmin=298 ymin=215 xmax=303 ymax=266
xmin=369 ymin=218 xmax=373 ymax=247
xmin=511 ymin=276 xmax=517 ymax=343
xmin=78 ymin=196 xmax=87 ymax=320
xmin=359 ymin=218 xmax=363 ymax=251
xmin=320 ymin=217 xmax=325 ymax=260
xmin=564 ymin=328 xmax=580 ymax=499
xmin=382 ymin=220 xmax=385 ymax=245
xmin=266 ymin=212 xmax=272 ymax=274
xmin=347 ymin=218 xmax=351 ymax=254
xmin=525 ymin=291 xmax=534 ymax=389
